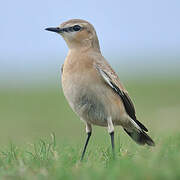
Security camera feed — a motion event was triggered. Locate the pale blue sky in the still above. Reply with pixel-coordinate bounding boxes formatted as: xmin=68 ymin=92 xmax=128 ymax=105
xmin=0 ymin=0 xmax=180 ymax=87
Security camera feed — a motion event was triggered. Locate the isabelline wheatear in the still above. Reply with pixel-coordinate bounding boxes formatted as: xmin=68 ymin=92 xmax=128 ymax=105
xmin=45 ymin=19 xmax=155 ymax=160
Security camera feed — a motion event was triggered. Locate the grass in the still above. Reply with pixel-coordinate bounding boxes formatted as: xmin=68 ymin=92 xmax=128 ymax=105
xmin=0 ymin=78 xmax=180 ymax=179
xmin=0 ymin=134 xmax=180 ymax=179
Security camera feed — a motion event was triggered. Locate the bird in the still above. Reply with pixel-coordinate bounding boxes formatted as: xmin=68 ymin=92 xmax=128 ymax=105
xmin=45 ymin=19 xmax=155 ymax=160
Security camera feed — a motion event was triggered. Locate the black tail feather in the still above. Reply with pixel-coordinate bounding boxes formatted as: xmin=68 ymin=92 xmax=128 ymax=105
xmin=134 ymin=119 xmax=148 ymax=132
xmin=124 ymin=128 xmax=155 ymax=146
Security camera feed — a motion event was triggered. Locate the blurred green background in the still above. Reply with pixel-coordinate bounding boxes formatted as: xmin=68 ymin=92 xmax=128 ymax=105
xmin=0 ymin=77 xmax=180 ymax=146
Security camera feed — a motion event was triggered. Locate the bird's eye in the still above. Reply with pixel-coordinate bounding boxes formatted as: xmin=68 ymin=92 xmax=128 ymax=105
xmin=73 ymin=25 xmax=81 ymax=31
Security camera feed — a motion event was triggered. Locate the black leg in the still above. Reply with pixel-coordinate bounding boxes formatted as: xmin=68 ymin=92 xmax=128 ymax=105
xmin=110 ymin=131 xmax=115 ymax=158
xmin=81 ymin=132 xmax=92 ymax=161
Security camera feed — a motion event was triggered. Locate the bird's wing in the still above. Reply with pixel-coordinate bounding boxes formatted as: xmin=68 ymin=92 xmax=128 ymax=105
xmin=95 ymin=61 xmax=148 ymax=132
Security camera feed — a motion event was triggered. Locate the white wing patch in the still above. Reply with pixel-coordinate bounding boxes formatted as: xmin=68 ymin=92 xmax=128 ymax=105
xmin=98 ymin=68 xmax=114 ymax=88
xmin=129 ymin=118 xmax=142 ymax=131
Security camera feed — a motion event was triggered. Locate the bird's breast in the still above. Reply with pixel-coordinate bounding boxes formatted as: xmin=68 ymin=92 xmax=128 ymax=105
xmin=61 ymin=64 xmax=109 ymax=126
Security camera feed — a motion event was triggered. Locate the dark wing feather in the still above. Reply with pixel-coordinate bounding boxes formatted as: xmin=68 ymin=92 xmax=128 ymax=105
xmin=97 ymin=68 xmax=148 ymax=132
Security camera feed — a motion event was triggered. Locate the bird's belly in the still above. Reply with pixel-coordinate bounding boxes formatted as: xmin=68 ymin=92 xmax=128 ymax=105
xmin=62 ymin=72 xmax=127 ymax=127
xmin=74 ymin=92 xmax=109 ymax=126
xmin=62 ymin=78 xmax=109 ymax=126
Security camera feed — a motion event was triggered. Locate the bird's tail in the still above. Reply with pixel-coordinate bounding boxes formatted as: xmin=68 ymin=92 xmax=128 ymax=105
xmin=123 ymin=128 xmax=155 ymax=146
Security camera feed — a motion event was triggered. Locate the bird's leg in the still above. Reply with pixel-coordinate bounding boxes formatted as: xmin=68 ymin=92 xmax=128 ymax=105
xmin=81 ymin=123 xmax=92 ymax=161
xmin=107 ymin=117 xmax=115 ymax=158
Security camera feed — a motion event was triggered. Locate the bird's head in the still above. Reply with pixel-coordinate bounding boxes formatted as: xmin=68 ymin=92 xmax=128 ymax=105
xmin=45 ymin=19 xmax=100 ymax=51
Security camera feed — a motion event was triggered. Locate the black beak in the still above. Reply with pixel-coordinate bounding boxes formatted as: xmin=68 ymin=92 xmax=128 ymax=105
xmin=45 ymin=27 xmax=63 ymax=33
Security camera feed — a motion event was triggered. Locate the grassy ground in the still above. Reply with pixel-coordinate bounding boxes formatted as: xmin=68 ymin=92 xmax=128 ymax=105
xmin=0 ymin=78 xmax=180 ymax=179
